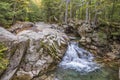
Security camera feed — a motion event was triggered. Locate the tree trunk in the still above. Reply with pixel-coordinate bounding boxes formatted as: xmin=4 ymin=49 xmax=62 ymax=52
xmin=110 ymin=0 xmax=115 ymax=21
xmin=70 ymin=0 xmax=72 ymax=19
xmin=94 ymin=11 xmax=98 ymax=25
xmin=65 ymin=0 xmax=69 ymax=24
xmin=12 ymin=1 xmax=17 ymax=25
xmin=89 ymin=0 xmax=91 ymax=23
xmin=86 ymin=1 xmax=89 ymax=23
xmin=93 ymin=1 xmax=98 ymax=26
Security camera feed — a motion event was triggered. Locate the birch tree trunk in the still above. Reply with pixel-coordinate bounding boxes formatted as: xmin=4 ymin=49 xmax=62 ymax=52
xmin=86 ymin=1 xmax=89 ymax=23
xmin=70 ymin=0 xmax=72 ymax=19
xmin=65 ymin=0 xmax=70 ymax=24
xmin=93 ymin=1 xmax=98 ymax=27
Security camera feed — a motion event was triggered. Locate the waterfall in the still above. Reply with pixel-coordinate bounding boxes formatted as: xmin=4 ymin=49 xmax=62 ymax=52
xmin=59 ymin=42 xmax=100 ymax=73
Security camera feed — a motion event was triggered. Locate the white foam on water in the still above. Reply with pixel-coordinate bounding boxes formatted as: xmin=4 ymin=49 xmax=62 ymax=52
xmin=59 ymin=42 xmax=100 ymax=73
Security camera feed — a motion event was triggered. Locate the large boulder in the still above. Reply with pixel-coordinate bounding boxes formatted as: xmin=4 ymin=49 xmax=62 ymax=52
xmin=0 ymin=27 xmax=17 ymax=43
xmin=0 ymin=22 xmax=69 ymax=80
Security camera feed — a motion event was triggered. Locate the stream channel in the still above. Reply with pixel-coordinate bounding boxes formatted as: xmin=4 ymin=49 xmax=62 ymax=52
xmin=51 ymin=42 xmax=118 ymax=80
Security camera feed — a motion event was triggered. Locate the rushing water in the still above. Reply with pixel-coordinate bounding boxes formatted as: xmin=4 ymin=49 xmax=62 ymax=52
xmin=52 ymin=42 xmax=118 ymax=80
xmin=59 ymin=42 xmax=99 ymax=73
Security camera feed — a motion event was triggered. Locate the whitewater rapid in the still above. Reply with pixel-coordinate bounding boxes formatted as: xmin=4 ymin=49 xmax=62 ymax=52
xmin=59 ymin=42 xmax=100 ymax=73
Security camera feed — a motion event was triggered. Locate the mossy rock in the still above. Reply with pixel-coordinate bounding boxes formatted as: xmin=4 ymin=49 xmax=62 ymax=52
xmin=98 ymin=31 xmax=107 ymax=44
xmin=0 ymin=43 xmax=8 ymax=73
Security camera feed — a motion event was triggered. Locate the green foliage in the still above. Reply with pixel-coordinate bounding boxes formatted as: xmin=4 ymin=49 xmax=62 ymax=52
xmin=27 ymin=0 xmax=43 ymax=22
xmin=0 ymin=1 xmax=13 ymax=27
xmin=0 ymin=0 xmax=29 ymax=27
xmin=0 ymin=0 xmax=120 ymax=27
xmin=40 ymin=0 xmax=63 ymax=22
xmin=0 ymin=43 xmax=8 ymax=70
xmin=38 ymin=0 xmax=120 ymax=23
xmin=10 ymin=0 xmax=30 ymax=23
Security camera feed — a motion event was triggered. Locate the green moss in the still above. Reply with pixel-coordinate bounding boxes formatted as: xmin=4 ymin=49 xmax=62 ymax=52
xmin=98 ymin=31 xmax=107 ymax=44
xmin=0 ymin=43 xmax=8 ymax=71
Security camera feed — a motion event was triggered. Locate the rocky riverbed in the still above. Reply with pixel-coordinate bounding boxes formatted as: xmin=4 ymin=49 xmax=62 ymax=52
xmin=0 ymin=21 xmax=119 ymax=80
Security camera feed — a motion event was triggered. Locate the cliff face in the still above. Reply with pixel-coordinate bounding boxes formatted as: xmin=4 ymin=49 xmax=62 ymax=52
xmin=0 ymin=22 xmax=69 ymax=80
